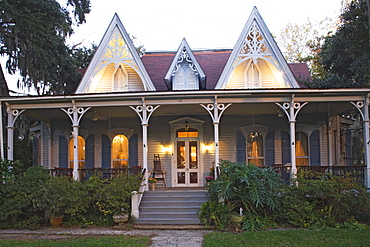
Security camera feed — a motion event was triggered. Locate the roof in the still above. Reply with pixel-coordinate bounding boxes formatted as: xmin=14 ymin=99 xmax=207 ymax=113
xmin=141 ymin=50 xmax=311 ymax=90
xmin=141 ymin=49 xmax=232 ymax=90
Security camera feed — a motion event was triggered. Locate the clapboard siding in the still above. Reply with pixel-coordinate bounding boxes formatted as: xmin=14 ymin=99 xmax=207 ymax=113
xmin=94 ymin=64 xmax=144 ymax=93
xmin=226 ymin=59 xmax=280 ymax=89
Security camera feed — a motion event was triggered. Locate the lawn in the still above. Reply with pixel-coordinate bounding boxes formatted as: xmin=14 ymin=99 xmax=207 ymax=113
xmin=203 ymin=229 xmax=370 ymax=247
xmin=0 ymin=235 xmax=150 ymax=247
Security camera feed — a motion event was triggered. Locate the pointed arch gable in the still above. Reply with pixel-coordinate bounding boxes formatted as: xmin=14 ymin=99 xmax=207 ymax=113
xmin=75 ymin=14 xmax=155 ymax=93
xmin=164 ymin=39 xmax=206 ymax=90
xmin=216 ymin=7 xmax=299 ymax=89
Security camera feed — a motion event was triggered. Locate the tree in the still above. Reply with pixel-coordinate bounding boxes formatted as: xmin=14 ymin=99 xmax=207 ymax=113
xmin=0 ymin=0 xmax=91 ymax=95
xmin=314 ymin=0 xmax=370 ymax=88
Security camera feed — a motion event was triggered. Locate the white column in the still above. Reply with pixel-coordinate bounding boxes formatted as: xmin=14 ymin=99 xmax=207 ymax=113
xmin=5 ymin=106 xmax=25 ymax=161
xmin=0 ymin=102 xmax=4 ymax=160
xmin=200 ymin=100 xmax=231 ymax=179
xmin=362 ymin=100 xmax=370 ymax=188
xmin=130 ymin=101 xmax=160 ymax=190
xmin=61 ymin=102 xmax=90 ymax=180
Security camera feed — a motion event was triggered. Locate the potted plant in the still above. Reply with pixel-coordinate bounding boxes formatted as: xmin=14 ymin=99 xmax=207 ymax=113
xmin=44 ymin=177 xmax=69 ymax=226
xmin=148 ymin=178 xmax=157 ymax=191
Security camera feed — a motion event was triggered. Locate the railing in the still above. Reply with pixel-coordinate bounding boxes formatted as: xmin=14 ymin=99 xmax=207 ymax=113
xmin=49 ymin=167 xmax=143 ymax=180
xmin=269 ymin=165 xmax=365 ymax=184
xmin=131 ymin=168 xmax=147 ymax=219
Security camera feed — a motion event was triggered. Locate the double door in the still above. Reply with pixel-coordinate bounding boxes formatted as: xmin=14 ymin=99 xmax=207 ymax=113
xmin=175 ymin=139 xmax=199 ymax=186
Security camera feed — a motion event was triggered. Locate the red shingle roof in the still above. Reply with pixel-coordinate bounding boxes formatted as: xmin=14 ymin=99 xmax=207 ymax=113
xmin=141 ymin=50 xmax=311 ymax=90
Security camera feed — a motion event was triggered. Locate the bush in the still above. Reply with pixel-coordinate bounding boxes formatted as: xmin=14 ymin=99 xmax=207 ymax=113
xmin=199 ymin=160 xmax=283 ymax=231
xmin=280 ymin=171 xmax=370 ymax=229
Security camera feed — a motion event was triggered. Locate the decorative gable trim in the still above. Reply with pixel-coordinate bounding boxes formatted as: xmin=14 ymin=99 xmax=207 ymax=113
xmin=164 ymin=39 xmax=206 ymax=90
xmin=215 ymin=7 xmax=300 ymax=89
xmin=75 ymin=14 xmax=155 ymax=93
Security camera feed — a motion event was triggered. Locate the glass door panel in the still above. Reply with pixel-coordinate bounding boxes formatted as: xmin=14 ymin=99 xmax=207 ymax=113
xmin=175 ymin=139 xmax=199 ymax=186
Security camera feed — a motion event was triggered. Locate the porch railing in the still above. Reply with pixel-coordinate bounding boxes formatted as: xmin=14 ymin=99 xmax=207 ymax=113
xmin=49 ymin=167 xmax=143 ymax=180
xmin=270 ymin=165 xmax=365 ymax=184
xmin=131 ymin=168 xmax=147 ymax=219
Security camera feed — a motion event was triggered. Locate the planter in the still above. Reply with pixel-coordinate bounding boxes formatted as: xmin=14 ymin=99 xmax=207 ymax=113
xmin=149 ymin=183 xmax=156 ymax=191
xmin=49 ymin=216 xmax=63 ymax=227
xmin=112 ymin=213 xmax=129 ymax=225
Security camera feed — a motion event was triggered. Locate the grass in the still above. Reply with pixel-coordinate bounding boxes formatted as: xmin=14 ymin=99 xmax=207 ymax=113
xmin=0 ymin=235 xmax=150 ymax=247
xmin=203 ymin=228 xmax=370 ymax=247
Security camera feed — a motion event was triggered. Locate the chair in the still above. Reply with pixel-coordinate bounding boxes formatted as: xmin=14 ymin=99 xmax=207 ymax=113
xmin=152 ymin=154 xmax=166 ymax=187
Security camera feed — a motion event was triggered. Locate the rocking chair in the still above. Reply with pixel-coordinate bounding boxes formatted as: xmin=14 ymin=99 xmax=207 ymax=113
xmin=152 ymin=154 xmax=166 ymax=187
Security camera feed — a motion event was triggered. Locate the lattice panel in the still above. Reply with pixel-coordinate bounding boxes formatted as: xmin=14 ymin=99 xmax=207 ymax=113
xmin=92 ymin=28 xmax=138 ymax=78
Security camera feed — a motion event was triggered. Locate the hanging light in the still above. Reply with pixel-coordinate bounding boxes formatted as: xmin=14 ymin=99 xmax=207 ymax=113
xmin=185 ymin=121 xmax=189 ymax=131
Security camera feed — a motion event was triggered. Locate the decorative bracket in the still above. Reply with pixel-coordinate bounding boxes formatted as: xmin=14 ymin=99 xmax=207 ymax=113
xmin=200 ymin=102 xmax=232 ymax=124
xmin=61 ymin=101 xmax=91 ymax=126
xmin=6 ymin=103 xmax=25 ymax=128
xmin=130 ymin=100 xmax=160 ymax=125
xmin=275 ymin=101 xmax=308 ymax=122
xmin=350 ymin=101 xmax=367 ymax=121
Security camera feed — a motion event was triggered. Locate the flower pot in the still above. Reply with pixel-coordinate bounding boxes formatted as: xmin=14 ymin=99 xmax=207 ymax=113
xmin=149 ymin=183 xmax=156 ymax=191
xmin=49 ymin=216 xmax=63 ymax=227
xmin=112 ymin=213 xmax=129 ymax=225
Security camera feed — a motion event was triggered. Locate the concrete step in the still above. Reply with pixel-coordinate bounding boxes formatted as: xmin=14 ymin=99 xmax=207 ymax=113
xmin=135 ymin=189 xmax=208 ymax=225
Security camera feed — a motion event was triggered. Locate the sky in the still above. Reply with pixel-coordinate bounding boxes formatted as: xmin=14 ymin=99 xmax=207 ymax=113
xmin=5 ymin=0 xmax=344 ymax=93
xmin=67 ymin=0 xmax=344 ymax=51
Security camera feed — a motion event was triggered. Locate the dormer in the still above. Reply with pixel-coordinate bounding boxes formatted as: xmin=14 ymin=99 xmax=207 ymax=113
xmin=216 ymin=7 xmax=300 ymax=89
xmin=164 ymin=39 xmax=206 ymax=90
xmin=75 ymin=14 xmax=155 ymax=94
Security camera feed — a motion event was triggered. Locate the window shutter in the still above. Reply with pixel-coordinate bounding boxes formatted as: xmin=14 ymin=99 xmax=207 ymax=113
xmin=265 ymin=131 xmax=275 ymax=166
xmin=129 ymin=134 xmax=138 ymax=167
xmin=310 ymin=130 xmax=320 ymax=166
xmin=85 ymin=135 xmax=94 ymax=169
xmin=102 ymin=134 xmax=111 ymax=169
xmin=59 ymin=136 xmax=68 ymax=168
xmin=281 ymin=131 xmax=291 ymax=165
xmin=237 ymin=132 xmax=246 ymax=163
xmin=32 ymin=137 xmax=38 ymax=166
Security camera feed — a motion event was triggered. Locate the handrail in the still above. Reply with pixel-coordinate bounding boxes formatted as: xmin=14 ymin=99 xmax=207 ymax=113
xmin=131 ymin=168 xmax=147 ymax=219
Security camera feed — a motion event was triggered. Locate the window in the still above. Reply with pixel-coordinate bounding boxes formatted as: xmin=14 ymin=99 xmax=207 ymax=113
xmin=113 ymin=65 xmax=128 ymax=91
xmin=176 ymin=127 xmax=198 ymax=138
xmin=173 ymin=61 xmax=199 ymax=90
xmin=296 ymin=132 xmax=309 ymax=166
xmin=112 ymin=134 xmax=129 ymax=168
xmin=247 ymin=132 xmax=264 ymax=166
xmin=69 ymin=136 xmax=85 ymax=169
xmin=244 ymin=61 xmax=261 ymax=88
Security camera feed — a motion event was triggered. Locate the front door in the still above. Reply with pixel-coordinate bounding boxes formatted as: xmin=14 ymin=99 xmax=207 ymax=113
xmin=176 ymin=139 xmax=199 ymax=186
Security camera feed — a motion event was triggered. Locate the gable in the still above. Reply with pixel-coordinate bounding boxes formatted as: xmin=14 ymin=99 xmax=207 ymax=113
xmin=216 ymin=7 xmax=300 ymax=89
xmin=164 ymin=39 xmax=206 ymax=90
xmin=75 ymin=14 xmax=155 ymax=94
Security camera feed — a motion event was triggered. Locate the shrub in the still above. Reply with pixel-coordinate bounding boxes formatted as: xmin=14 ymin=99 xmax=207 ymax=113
xmin=280 ymin=171 xmax=370 ymax=229
xmin=199 ymin=160 xmax=283 ymax=231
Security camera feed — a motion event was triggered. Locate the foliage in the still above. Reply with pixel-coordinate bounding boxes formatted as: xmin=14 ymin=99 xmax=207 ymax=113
xmin=314 ymin=0 xmax=370 ymax=88
xmin=0 ymin=235 xmax=150 ymax=247
xmin=198 ymin=200 xmax=233 ymax=230
xmin=0 ymin=158 xmax=28 ymax=182
xmin=280 ymin=171 xmax=370 ymax=229
xmin=0 ymin=166 xmax=50 ymax=228
xmin=94 ymin=174 xmax=142 ymax=215
xmin=203 ymin=228 xmax=370 ymax=247
xmin=0 ymin=0 xmax=91 ymax=95
xmin=199 ymin=160 xmax=283 ymax=231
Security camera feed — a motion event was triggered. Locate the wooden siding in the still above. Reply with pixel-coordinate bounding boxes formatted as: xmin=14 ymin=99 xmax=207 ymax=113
xmin=226 ymin=59 xmax=280 ymax=89
xmin=94 ymin=63 xmax=144 ymax=93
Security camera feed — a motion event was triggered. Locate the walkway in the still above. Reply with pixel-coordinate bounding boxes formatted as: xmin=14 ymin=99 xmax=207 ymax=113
xmin=0 ymin=227 xmax=213 ymax=247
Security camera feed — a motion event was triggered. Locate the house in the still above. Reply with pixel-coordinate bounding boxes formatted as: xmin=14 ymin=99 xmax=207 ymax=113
xmin=2 ymin=7 xmax=369 ymax=193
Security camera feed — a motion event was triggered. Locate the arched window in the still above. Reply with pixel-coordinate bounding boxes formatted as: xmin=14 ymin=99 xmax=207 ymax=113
xmin=173 ymin=61 xmax=199 ymax=90
xmin=247 ymin=132 xmax=264 ymax=167
xmin=296 ymin=132 xmax=309 ymax=166
xmin=244 ymin=61 xmax=261 ymax=88
xmin=112 ymin=134 xmax=129 ymax=168
xmin=113 ymin=65 xmax=128 ymax=91
xmin=69 ymin=136 xmax=85 ymax=169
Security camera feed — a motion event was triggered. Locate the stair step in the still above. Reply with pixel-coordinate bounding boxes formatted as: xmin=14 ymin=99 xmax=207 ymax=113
xmin=140 ymin=206 xmax=201 ymax=212
xmin=139 ymin=212 xmax=198 ymax=218
xmin=135 ymin=218 xmax=202 ymax=225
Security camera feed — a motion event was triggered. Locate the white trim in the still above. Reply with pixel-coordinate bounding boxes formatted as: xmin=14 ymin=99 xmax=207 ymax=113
xmin=216 ymin=7 xmax=299 ymax=89
xmin=76 ymin=14 xmax=155 ymax=93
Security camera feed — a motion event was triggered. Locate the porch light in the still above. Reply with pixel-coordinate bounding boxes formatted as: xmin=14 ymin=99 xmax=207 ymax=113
xmin=162 ymin=145 xmax=171 ymax=154
xmin=203 ymin=143 xmax=214 ymax=153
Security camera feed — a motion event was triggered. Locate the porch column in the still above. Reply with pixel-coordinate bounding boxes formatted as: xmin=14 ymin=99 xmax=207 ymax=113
xmin=5 ymin=104 xmax=25 ymax=161
xmin=200 ymin=98 xmax=231 ymax=179
xmin=61 ymin=101 xmax=90 ymax=180
xmin=130 ymin=100 xmax=160 ymax=190
xmin=351 ymin=98 xmax=370 ymax=188
xmin=276 ymin=96 xmax=308 ymax=179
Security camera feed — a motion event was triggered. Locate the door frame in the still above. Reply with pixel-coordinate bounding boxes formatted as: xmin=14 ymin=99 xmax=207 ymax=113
xmin=169 ymin=117 xmax=205 ymax=187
